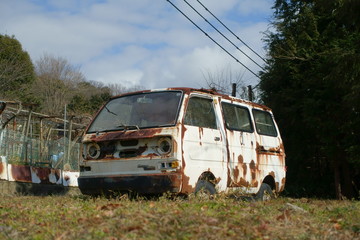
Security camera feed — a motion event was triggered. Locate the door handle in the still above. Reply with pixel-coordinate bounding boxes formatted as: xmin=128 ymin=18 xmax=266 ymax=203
xmin=214 ymin=137 xmax=220 ymax=141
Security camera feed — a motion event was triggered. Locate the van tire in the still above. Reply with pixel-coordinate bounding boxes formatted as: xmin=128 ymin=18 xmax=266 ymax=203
xmin=194 ymin=180 xmax=216 ymax=198
xmin=255 ymin=183 xmax=274 ymax=201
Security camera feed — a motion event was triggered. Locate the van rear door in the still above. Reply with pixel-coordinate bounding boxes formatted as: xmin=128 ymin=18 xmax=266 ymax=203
xmin=252 ymin=108 xmax=286 ymax=190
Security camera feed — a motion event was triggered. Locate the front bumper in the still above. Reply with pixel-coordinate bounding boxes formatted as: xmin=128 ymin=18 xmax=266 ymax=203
xmin=78 ymin=173 xmax=182 ymax=195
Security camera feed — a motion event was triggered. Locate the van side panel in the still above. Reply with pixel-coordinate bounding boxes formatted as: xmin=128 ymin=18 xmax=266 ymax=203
xmin=221 ymin=100 xmax=286 ymax=193
xmin=180 ymin=95 xmax=227 ymax=193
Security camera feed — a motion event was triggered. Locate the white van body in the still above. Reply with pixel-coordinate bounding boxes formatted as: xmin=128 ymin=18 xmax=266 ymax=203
xmin=78 ymin=88 xmax=286 ymax=197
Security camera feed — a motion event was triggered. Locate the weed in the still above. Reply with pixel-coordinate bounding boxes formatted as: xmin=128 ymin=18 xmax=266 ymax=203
xmin=0 ymin=195 xmax=359 ymax=239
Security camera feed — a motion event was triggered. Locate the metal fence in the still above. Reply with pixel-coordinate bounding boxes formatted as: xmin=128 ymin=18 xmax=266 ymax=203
xmin=0 ymin=103 xmax=86 ymax=171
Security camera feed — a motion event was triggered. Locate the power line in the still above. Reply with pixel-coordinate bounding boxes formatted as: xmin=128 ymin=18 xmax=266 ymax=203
xmin=182 ymin=0 xmax=265 ymax=71
xmin=166 ymin=0 xmax=261 ymax=79
xmin=196 ymin=0 xmax=268 ymax=64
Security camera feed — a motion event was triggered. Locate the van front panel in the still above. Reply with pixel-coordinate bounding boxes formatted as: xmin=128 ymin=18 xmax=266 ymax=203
xmin=78 ymin=90 xmax=184 ymax=195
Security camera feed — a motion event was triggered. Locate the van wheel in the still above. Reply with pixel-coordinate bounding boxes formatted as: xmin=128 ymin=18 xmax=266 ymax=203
xmin=255 ymin=183 xmax=274 ymax=201
xmin=195 ymin=180 xmax=216 ymax=199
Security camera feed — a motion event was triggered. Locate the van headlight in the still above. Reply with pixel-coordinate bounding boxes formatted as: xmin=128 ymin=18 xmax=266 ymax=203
xmin=157 ymin=137 xmax=172 ymax=155
xmin=87 ymin=143 xmax=101 ymax=159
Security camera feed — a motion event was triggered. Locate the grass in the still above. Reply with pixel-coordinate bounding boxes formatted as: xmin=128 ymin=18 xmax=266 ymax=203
xmin=0 ymin=194 xmax=359 ymax=240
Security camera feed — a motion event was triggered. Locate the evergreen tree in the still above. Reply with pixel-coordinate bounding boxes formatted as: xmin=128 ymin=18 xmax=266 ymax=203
xmin=0 ymin=34 xmax=35 ymax=100
xmin=260 ymin=0 xmax=360 ymax=199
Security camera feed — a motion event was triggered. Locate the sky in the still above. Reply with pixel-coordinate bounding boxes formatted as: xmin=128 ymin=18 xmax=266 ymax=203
xmin=0 ymin=0 xmax=274 ymax=90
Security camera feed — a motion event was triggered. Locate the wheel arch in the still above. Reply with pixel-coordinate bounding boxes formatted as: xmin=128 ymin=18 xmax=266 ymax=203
xmin=198 ymin=171 xmax=216 ymax=185
xmin=262 ymin=175 xmax=276 ymax=191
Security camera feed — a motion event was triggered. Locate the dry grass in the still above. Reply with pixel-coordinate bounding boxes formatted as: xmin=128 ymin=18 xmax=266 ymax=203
xmin=0 ymin=194 xmax=359 ymax=240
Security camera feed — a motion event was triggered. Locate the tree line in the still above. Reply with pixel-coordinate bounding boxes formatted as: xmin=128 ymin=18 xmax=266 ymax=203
xmin=260 ymin=0 xmax=360 ymax=199
xmin=0 ymin=34 xmax=142 ymax=117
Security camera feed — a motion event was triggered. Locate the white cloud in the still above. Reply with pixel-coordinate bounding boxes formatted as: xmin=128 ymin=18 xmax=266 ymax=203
xmin=0 ymin=0 xmax=273 ymax=91
xmin=237 ymin=0 xmax=273 ymax=17
xmin=97 ymin=69 xmax=143 ymax=86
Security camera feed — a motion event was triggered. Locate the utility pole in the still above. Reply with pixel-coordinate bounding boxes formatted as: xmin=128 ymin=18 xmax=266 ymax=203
xmin=248 ymin=85 xmax=253 ymax=101
xmin=231 ymin=83 xmax=236 ymax=97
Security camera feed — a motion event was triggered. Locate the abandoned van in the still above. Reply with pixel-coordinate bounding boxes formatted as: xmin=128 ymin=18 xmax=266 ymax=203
xmin=78 ymin=88 xmax=286 ymax=199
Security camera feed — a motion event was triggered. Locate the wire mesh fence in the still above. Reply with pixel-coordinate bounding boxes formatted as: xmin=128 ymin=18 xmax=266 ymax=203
xmin=0 ymin=128 xmax=81 ymax=171
xmin=0 ymin=103 xmax=86 ymax=171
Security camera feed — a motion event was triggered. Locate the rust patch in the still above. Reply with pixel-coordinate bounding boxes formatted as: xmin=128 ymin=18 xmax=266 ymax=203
xmin=11 ymin=165 xmax=32 ymax=182
xmin=242 ymin=163 xmax=247 ymax=177
xmin=198 ymin=127 xmax=203 ymax=146
xmin=227 ymin=168 xmax=232 ymax=187
xmin=238 ymin=155 xmax=243 ymax=164
xmin=88 ymin=128 xmax=163 ymax=142
xmin=0 ymin=161 xmax=3 ymax=175
xmin=256 ymin=141 xmax=286 ymax=169
xmin=144 ymin=153 xmax=159 ymax=159
xmin=181 ymin=124 xmax=187 ymax=169
xmin=249 ymin=160 xmax=256 ymax=180
xmin=198 ymin=127 xmax=204 ymax=136
xmin=181 ymin=173 xmax=193 ymax=194
xmin=32 ymin=167 xmax=52 ymax=183
xmin=234 ymin=166 xmax=239 ymax=180
xmin=239 ymin=177 xmax=250 ymax=187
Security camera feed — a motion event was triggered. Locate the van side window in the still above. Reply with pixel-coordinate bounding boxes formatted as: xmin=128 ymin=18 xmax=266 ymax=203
xmin=222 ymin=102 xmax=253 ymax=132
xmin=184 ymin=97 xmax=217 ymax=129
xmin=252 ymin=109 xmax=277 ymax=136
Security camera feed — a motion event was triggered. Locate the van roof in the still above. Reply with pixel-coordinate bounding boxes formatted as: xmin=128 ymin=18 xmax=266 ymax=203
xmin=111 ymin=87 xmax=272 ymax=111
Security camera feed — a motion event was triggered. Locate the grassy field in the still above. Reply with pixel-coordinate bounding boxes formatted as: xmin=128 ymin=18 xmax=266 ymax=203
xmin=0 ymin=194 xmax=359 ymax=240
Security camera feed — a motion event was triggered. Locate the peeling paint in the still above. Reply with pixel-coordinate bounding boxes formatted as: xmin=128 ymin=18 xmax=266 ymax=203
xmin=78 ymin=88 xmax=286 ymax=196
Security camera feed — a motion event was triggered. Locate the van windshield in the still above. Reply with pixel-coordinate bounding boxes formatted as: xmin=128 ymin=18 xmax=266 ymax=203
xmin=87 ymin=91 xmax=183 ymax=133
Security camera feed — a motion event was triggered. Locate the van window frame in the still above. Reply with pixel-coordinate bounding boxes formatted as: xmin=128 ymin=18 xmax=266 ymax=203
xmin=252 ymin=109 xmax=278 ymax=137
xmin=183 ymin=95 xmax=218 ymax=129
xmin=86 ymin=90 xmax=184 ymax=133
xmin=221 ymin=102 xmax=254 ymax=133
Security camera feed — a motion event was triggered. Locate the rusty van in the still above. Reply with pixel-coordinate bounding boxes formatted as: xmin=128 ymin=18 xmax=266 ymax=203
xmin=77 ymin=88 xmax=286 ymax=199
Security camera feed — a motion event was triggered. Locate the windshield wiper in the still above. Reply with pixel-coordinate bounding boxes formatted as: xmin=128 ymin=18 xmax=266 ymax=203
xmin=104 ymin=106 xmax=117 ymax=116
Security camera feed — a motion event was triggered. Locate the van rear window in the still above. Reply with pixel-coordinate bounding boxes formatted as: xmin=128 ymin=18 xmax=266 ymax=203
xmin=252 ymin=109 xmax=277 ymax=137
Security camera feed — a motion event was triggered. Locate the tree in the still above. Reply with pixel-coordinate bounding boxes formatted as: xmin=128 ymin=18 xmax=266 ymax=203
xmin=67 ymin=81 xmax=112 ymax=115
xmin=202 ymin=66 xmax=255 ymax=100
xmin=67 ymin=81 xmax=144 ymax=116
xmin=0 ymin=34 xmax=35 ymax=100
xmin=107 ymin=83 xmax=143 ymax=96
xmin=260 ymin=0 xmax=360 ymax=199
xmin=32 ymin=54 xmax=86 ymax=115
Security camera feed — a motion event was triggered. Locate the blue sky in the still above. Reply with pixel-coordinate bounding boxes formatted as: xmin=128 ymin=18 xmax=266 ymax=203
xmin=0 ymin=0 xmax=274 ymax=90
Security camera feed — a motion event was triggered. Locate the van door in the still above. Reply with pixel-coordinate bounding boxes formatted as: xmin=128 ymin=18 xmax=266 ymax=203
xmin=252 ymin=108 xmax=286 ymax=192
xmin=182 ymin=95 xmax=226 ymax=190
xmin=221 ymin=101 xmax=257 ymax=188
xmin=252 ymin=108 xmax=285 ymax=162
